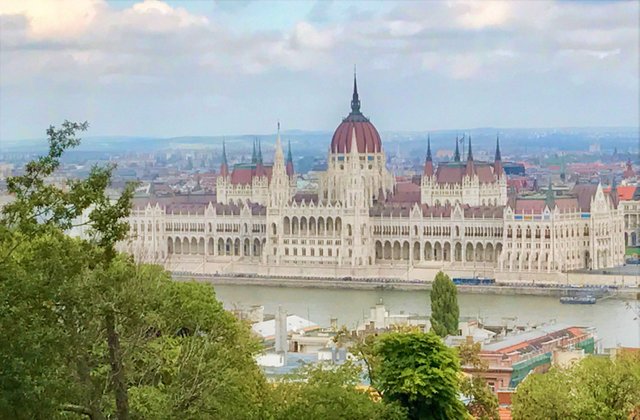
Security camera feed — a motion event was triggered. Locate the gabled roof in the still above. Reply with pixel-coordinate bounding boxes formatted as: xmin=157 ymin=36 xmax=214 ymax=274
xmin=230 ymin=164 xmax=273 ymax=185
xmin=434 ymin=162 xmax=497 ymax=184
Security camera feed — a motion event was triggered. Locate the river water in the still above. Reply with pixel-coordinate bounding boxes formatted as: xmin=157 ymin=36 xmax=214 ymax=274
xmin=212 ymin=284 xmax=640 ymax=348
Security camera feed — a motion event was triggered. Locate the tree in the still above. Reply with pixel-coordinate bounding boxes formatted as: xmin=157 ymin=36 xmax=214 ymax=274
xmin=512 ymin=353 xmax=640 ymax=420
xmin=372 ymin=331 xmax=468 ymax=420
xmin=457 ymin=342 xmax=499 ymax=420
xmin=0 ymin=122 xmax=268 ymax=419
xmin=430 ymin=271 xmax=459 ymax=337
xmin=267 ymin=361 xmax=406 ymax=420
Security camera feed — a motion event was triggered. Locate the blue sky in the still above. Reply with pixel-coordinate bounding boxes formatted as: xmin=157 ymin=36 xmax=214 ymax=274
xmin=0 ymin=0 xmax=638 ymax=140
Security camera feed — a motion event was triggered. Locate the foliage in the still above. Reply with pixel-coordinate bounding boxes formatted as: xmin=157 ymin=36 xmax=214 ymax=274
xmin=268 ymin=361 xmax=406 ymax=420
xmin=512 ymin=353 xmax=640 ymax=420
xmin=430 ymin=271 xmax=459 ymax=337
xmin=0 ymin=122 xmax=267 ymax=419
xmin=457 ymin=342 xmax=499 ymax=420
xmin=372 ymin=331 xmax=468 ymax=420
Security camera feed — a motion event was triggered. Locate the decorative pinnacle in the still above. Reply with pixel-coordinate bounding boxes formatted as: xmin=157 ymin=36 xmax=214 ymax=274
xmin=287 ymin=139 xmax=293 ymax=163
xmin=426 ymin=134 xmax=432 ymax=162
xmin=495 ymin=133 xmax=502 ymax=161
xmin=222 ymin=138 xmax=227 ymax=164
xmin=454 ymin=136 xmax=461 ymax=162
xmin=467 ymin=135 xmax=473 ymax=161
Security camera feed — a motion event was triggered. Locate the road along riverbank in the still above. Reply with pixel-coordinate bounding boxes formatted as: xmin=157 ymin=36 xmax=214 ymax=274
xmin=173 ymin=273 xmax=640 ymax=300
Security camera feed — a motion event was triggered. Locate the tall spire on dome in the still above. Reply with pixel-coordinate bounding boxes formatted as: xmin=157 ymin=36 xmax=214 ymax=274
xmin=454 ymin=136 xmax=461 ymax=162
xmin=350 ymin=65 xmax=361 ymax=115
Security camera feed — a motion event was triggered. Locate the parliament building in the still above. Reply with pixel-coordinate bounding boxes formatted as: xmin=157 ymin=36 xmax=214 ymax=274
xmin=121 ymin=75 xmax=625 ymax=282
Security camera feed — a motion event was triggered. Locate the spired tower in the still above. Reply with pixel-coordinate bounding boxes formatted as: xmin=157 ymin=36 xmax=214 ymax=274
xmin=270 ymin=123 xmax=291 ymax=208
xmin=320 ymin=71 xmax=394 ymax=205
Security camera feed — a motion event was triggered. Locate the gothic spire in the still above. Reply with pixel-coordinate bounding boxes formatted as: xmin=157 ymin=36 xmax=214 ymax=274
xmin=286 ymin=139 xmax=294 ymax=177
xmin=467 ymin=135 xmax=473 ymax=161
xmin=454 ymin=136 xmax=461 ymax=162
xmin=257 ymin=137 xmax=263 ymax=164
xmin=222 ymin=138 xmax=227 ymax=165
xmin=350 ymin=65 xmax=361 ymax=114
xmin=252 ymin=138 xmax=257 ymax=163
xmin=220 ymin=138 xmax=229 ymax=177
xmin=545 ymin=181 xmax=555 ymax=209
xmin=424 ymin=134 xmax=434 ymax=177
xmin=495 ymin=133 xmax=502 ymax=161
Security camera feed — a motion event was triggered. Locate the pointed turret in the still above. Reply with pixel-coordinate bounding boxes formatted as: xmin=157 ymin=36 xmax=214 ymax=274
xmin=270 ymin=122 xmax=289 ymax=207
xmin=286 ymin=139 xmax=294 ymax=177
xmin=465 ymin=136 xmax=475 ymax=177
xmin=251 ymin=138 xmax=257 ymax=164
xmin=494 ymin=134 xmax=503 ymax=178
xmin=453 ymin=136 xmax=461 ymax=162
xmin=545 ymin=181 xmax=555 ymax=210
xmin=255 ymin=138 xmax=265 ymax=177
xmin=220 ymin=138 xmax=229 ymax=177
xmin=423 ymin=134 xmax=434 ymax=177
xmin=610 ymin=177 xmax=619 ymax=208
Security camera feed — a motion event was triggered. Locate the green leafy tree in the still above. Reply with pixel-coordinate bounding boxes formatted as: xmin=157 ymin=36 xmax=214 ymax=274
xmin=430 ymin=271 xmax=459 ymax=337
xmin=0 ymin=122 xmax=268 ymax=419
xmin=268 ymin=361 xmax=406 ymax=420
xmin=457 ymin=342 xmax=499 ymax=420
xmin=372 ymin=331 xmax=468 ymax=420
xmin=512 ymin=353 xmax=640 ymax=420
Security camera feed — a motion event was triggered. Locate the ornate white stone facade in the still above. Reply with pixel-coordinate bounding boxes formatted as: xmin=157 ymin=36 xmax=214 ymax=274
xmin=120 ymin=77 xmax=625 ymax=280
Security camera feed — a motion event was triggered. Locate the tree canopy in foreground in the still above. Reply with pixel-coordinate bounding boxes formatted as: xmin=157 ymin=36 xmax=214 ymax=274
xmin=512 ymin=352 xmax=640 ymax=420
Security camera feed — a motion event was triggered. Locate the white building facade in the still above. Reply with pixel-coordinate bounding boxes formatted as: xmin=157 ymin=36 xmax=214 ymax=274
xmin=121 ymin=76 xmax=625 ymax=282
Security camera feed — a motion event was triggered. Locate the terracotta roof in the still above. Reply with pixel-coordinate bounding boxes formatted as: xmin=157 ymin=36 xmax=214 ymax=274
xmin=387 ymin=182 xmax=421 ymax=204
xmin=513 ymin=196 xmax=580 ymax=214
xmin=229 ymin=164 xmax=273 ymax=185
xmin=571 ymin=184 xmax=598 ymax=212
xmin=604 ymin=185 xmax=636 ymax=201
xmin=331 ymin=120 xmax=382 ymax=154
xmin=435 ymin=162 xmax=496 ymax=184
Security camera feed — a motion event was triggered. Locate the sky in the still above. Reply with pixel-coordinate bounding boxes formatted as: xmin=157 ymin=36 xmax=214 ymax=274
xmin=0 ymin=0 xmax=638 ymax=140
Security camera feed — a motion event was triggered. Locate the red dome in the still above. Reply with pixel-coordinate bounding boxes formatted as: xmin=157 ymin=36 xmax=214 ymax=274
xmin=330 ymin=72 xmax=382 ymax=154
xmin=331 ymin=120 xmax=381 ymax=154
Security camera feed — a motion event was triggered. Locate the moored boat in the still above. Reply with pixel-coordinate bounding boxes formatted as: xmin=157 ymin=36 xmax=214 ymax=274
xmin=560 ymin=295 xmax=596 ymax=304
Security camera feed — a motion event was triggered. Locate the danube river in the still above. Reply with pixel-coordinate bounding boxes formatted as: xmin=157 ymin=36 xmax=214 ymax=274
xmin=212 ymin=283 xmax=640 ymax=348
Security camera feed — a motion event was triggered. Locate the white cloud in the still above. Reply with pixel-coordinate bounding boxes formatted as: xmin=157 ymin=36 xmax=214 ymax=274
xmin=454 ymin=1 xmax=513 ymax=30
xmin=0 ymin=0 xmax=100 ymax=39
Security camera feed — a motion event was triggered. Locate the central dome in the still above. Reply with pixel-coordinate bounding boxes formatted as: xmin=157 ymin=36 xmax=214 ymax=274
xmin=330 ymin=74 xmax=382 ymax=154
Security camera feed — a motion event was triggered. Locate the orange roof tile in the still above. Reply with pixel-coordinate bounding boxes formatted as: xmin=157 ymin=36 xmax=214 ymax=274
xmin=604 ymin=185 xmax=636 ymax=201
